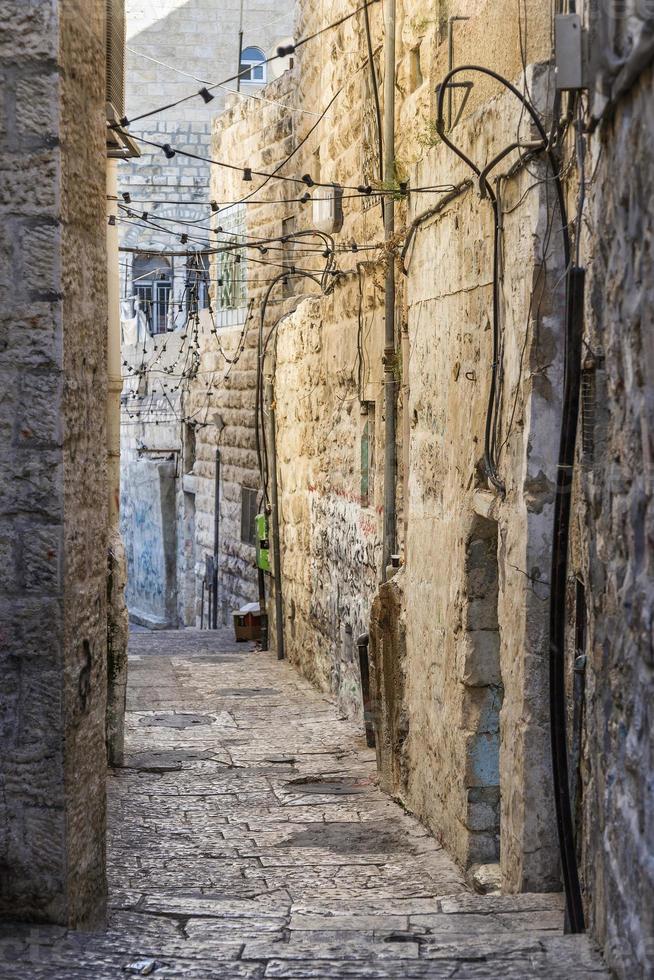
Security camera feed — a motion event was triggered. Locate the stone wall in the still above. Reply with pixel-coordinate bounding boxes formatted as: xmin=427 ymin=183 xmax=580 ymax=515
xmin=399 ymin=71 xmax=567 ymax=892
xmin=272 ymin=294 xmax=383 ymax=716
xmin=0 ymin=0 xmax=108 ymax=924
xmin=570 ymin=57 xmax=654 ymax=980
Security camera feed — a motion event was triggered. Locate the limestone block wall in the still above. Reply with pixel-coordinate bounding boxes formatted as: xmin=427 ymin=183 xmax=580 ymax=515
xmin=0 ymin=0 xmax=108 ymax=924
xmin=195 ymin=12 xmax=395 ymax=634
xmin=399 ymin=72 xmax=567 ymax=892
xmin=272 ymin=294 xmax=384 ymax=716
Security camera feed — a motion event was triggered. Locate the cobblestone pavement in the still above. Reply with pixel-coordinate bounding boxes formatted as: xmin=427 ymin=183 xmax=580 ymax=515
xmin=0 ymin=630 xmax=609 ymax=979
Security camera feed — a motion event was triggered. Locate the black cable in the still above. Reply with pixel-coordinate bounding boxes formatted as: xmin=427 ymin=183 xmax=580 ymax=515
xmin=437 ymin=63 xmax=584 ymax=935
xmin=117 ymin=215 xmax=330 ymax=273
xmin=226 ymin=84 xmax=350 ymax=210
xmin=119 ymin=130 xmax=377 ymax=195
xmin=436 ymin=76 xmax=506 ymax=494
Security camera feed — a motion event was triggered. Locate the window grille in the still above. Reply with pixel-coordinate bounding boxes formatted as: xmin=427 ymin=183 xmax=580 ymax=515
xmin=240 ymin=487 xmax=258 ymax=546
xmin=186 ymin=253 xmax=210 ymax=316
xmin=281 ymin=215 xmax=296 ymax=298
xmin=134 ymin=278 xmax=171 ymax=334
xmin=216 ymin=208 xmax=247 ymax=313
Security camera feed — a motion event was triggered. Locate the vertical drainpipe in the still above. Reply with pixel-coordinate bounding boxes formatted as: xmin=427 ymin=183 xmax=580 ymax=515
xmin=106 ymin=160 xmax=121 ymax=526
xmin=401 ymin=327 xmax=410 ymax=553
xmin=236 ymin=0 xmax=244 ymax=92
xmin=382 ymin=0 xmax=397 ymax=579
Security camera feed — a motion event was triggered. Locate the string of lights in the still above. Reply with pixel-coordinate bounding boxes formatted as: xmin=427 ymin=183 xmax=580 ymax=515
xmin=126 ymin=45 xmax=321 ymax=118
xmin=115 ymin=129 xmax=378 ymax=195
xmin=112 ymin=0 xmax=380 ymax=128
xmin=121 ymin=230 xmax=337 ymax=423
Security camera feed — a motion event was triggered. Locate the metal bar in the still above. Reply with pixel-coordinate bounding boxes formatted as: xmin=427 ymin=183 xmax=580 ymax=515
xmin=382 ymin=0 xmax=396 ymax=580
xmin=236 ymin=0 xmax=245 ymax=92
xmin=258 ymin=567 xmax=269 ymax=650
xmin=266 ymin=379 xmax=285 ymax=660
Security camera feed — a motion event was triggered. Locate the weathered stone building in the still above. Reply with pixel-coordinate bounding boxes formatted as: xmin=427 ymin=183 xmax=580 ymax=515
xmin=3 ymin=0 xmax=650 ymax=974
xmin=118 ymin=0 xmax=295 ymax=628
xmin=0 ymin=0 xmax=114 ymax=925
xmin=169 ymin=0 xmax=652 ymax=976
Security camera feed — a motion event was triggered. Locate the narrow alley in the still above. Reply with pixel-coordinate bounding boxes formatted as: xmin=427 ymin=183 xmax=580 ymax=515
xmin=1 ymin=1 xmax=653 ymax=975
xmin=1 ymin=632 xmax=608 ymax=978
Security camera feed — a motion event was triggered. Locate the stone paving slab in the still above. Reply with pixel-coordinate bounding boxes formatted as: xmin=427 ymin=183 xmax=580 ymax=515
xmin=0 ymin=629 xmax=610 ymax=979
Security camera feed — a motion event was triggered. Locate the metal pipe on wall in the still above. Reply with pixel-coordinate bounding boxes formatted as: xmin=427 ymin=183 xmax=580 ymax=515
xmin=266 ymin=378 xmax=284 ymax=660
xmin=106 ymin=161 xmax=122 ymax=526
xmin=236 ymin=0 xmax=245 ymax=92
xmin=401 ymin=327 xmax=410 ymax=553
xmin=382 ymin=0 xmax=397 ymax=579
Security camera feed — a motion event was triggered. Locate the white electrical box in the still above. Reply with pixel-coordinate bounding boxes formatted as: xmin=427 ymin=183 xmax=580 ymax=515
xmin=312 ymin=184 xmax=343 ymax=234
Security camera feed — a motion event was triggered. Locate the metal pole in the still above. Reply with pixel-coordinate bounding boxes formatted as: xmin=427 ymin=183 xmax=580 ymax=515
xmin=401 ymin=326 xmax=410 ymax=553
xmin=382 ymin=0 xmax=396 ymax=579
xmin=236 ymin=0 xmax=245 ymax=92
xmin=106 ymin=161 xmax=122 ymax=526
xmin=266 ymin=379 xmax=284 ymax=660
xmin=212 ymin=448 xmax=220 ymax=628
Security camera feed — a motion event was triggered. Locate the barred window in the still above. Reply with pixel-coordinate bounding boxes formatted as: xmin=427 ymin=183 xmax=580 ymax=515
xmin=215 ymin=206 xmax=247 ymax=316
xmin=240 ymin=487 xmax=258 ymax=547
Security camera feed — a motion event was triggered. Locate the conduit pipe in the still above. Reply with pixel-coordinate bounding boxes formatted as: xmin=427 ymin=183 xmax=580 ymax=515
xmin=401 ymin=326 xmax=410 ymax=551
xmin=382 ymin=0 xmax=397 ymax=577
xmin=106 ymin=161 xmax=122 ymax=525
xmin=549 ymin=265 xmax=585 ymax=934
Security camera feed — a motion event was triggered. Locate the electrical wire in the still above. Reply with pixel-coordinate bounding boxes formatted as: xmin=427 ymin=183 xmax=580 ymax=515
xmin=114 ymin=0 xmax=380 ymax=128
xmin=126 ymin=45 xmax=320 ymax=117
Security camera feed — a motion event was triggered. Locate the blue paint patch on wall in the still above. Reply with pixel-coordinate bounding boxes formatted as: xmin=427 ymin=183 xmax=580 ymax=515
xmin=468 ymin=731 xmax=500 ymax=786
